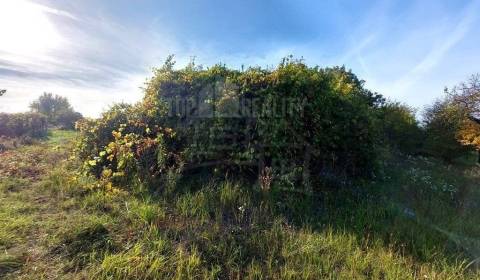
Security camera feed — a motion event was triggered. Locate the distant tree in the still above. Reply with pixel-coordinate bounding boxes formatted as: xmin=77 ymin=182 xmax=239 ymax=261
xmin=30 ymin=93 xmax=70 ymax=123
xmin=56 ymin=110 xmax=83 ymax=130
xmin=449 ymin=74 xmax=480 ymax=115
xmin=447 ymin=74 xmax=480 ymax=163
xmin=378 ymin=102 xmax=423 ymax=154
xmin=423 ymin=98 xmax=470 ymax=163
xmin=0 ymin=89 xmax=5 ymax=96
xmin=30 ymin=92 xmax=83 ymax=129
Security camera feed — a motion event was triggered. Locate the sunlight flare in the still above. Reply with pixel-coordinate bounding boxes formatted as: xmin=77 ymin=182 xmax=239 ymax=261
xmin=0 ymin=0 xmax=62 ymax=57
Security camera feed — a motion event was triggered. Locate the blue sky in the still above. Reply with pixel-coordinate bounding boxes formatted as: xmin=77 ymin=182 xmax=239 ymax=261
xmin=0 ymin=0 xmax=479 ymax=117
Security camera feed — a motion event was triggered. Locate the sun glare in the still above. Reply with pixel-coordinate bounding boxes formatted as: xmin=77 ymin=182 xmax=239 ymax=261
xmin=0 ymin=0 xmax=62 ymax=57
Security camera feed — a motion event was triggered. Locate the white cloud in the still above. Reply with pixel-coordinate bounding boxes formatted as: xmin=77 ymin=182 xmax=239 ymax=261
xmin=0 ymin=0 xmax=64 ymax=57
xmin=0 ymin=0 xmax=179 ymax=117
xmin=1 ymin=0 xmax=480 ymax=118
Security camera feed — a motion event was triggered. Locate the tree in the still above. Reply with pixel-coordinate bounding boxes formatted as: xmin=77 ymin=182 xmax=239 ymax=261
xmin=30 ymin=93 xmax=83 ymax=129
xmin=56 ymin=110 xmax=83 ymax=129
xmin=0 ymin=89 xmax=5 ymax=97
xmin=30 ymin=93 xmax=71 ymax=123
xmin=448 ymin=75 xmax=480 ymax=163
xmin=423 ymin=99 xmax=470 ymax=163
xmin=378 ymin=102 xmax=423 ymax=154
xmin=449 ymin=74 xmax=480 ymax=115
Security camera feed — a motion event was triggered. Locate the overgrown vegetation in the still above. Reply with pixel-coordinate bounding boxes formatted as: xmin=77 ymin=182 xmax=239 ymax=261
xmin=0 ymin=93 xmax=82 ymax=152
xmin=423 ymin=99 xmax=468 ymax=162
xmin=1 ymin=130 xmax=479 ymax=279
xmin=75 ymin=58 xmax=479 ymax=193
xmin=76 ymin=57 xmax=397 ymax=194
xmin=422 ymin=75 xmax=480 ymax=163
xmin=1 ymin=58 xmax=480 ymax=279
xmin=30 ymin=92 xmax=83 ymax=130
xmin=0 ymin=112 xmax=48 ymax=139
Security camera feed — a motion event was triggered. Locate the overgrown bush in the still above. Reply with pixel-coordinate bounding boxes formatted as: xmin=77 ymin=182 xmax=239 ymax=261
xmin=75 ymin=103 xmax=181 ymax=188
xmin=77 ymin=57 xmax=386 ymax=192
xmin=377 ymin=102 xmax=424 ymax=155
xmin=56 ymin=110 xmax=83 ymax=130
xmin=0 ymin=112 xmax=48 ymax=139
xmin=423 ymin=99 xmax=471 ymax=162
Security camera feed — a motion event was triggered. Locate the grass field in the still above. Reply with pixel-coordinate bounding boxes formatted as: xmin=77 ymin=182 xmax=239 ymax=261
xmin=1 ymin=130 xmax=479 ymax=279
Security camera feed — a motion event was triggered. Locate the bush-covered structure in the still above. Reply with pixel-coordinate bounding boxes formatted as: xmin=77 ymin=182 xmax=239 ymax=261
xmin=76 ymin=57 xmax=404 ymax=191
xmin=0 ymin=112 xmax=48 ymax=138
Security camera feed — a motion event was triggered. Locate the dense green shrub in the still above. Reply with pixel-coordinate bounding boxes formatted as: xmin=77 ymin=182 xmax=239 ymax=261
xmin=0 ymin=112 xmax=48 ymax=139
xmin=56 ymin=110 xmax=83 ymax=130
xmin=423 ymin=99 xmax=471 ymax=162
xmin=77 ymin=57 xmax=385 ymax=191
xmin=377 ymin=102 xmax=424 ymax=155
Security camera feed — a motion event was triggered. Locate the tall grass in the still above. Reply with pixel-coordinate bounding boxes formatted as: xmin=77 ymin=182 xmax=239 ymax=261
xmin=60 ymin=171 xmax=478 ymax=279
xmin=2 ymin=131 xmax=479 ymax=279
